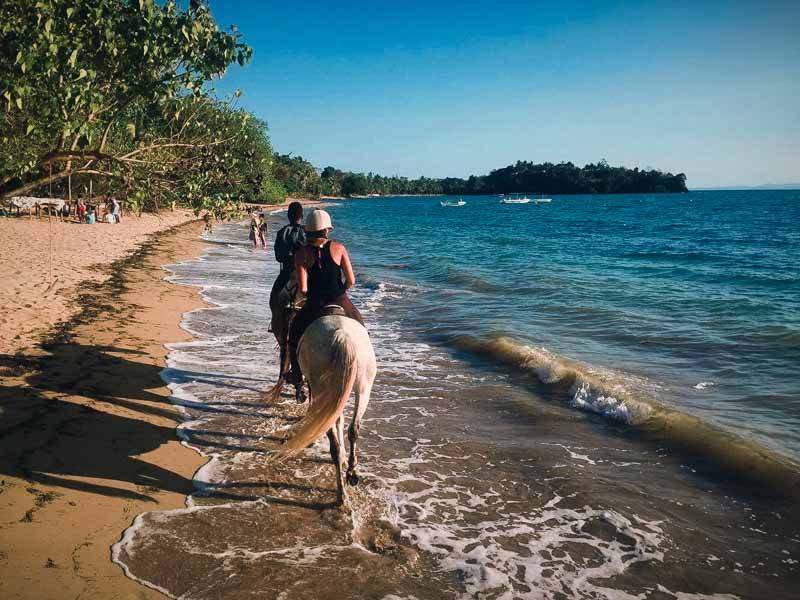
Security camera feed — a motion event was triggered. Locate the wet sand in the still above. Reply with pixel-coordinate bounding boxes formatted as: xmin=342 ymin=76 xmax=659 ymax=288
xmin=0 ymin=220 xmax=207 ymax=599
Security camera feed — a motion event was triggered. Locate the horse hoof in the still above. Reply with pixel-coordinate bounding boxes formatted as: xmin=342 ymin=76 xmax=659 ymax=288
xmin=295 ymin=388 xmax=307 ymax=404
xmin=347 ymin=471 xmax=359 ymax=486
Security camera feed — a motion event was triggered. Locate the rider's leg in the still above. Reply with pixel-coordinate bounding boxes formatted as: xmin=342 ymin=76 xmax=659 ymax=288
xmin=287 ymin=303 xmax=316 ymax=384
xmin=332 ymin=294 xmax=366 ymax=327
xmin=269 ymin=269 xmax=291 ymax=314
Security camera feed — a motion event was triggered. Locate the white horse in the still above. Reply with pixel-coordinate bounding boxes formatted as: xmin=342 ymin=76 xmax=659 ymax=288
xmin=274 ymin=314 xmax=376 ymax=507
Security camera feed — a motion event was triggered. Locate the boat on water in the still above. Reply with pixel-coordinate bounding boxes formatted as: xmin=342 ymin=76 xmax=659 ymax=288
xmin=534 ymin=196 xmax=552 ymax=204
xmin=500 ymin=194 xmax=531 ymax=204
xmin=440 ymin=199 xmax=466 ymax=207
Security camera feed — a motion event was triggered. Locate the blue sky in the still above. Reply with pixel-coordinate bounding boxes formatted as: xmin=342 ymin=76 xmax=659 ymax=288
xmin=210 ymin=1 xmax=799 ymax=188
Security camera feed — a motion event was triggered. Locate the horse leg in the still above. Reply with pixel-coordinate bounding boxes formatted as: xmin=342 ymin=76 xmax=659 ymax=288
xmin=291 ymin=341 xmax=307 ymax=403
xmin=262 ymin=308 xmax=292 ymax=403
xmin=294 ymin=376 xmax=307 ymax=404
xmin=347 ymin=378 xmax=373 ymax=486
xmin=294 ymin=384 xmax=304 ymax=403
xmin=326 ymin=429 xmax=340 ymax=466
xmin=335 ymin=415 xmax=349 ymax=507
xmin=262 ymin=340 xmax=287 ymax=403
xmin=346 ymin=421 xmax=361 ymax=486
xmin=278 ymin=343 xmax=286 ymax=376
xmin=327 ymin=421 xmax=345 ymax=506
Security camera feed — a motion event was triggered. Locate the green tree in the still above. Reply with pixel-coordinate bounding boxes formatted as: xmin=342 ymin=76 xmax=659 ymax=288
xmin=0 ymin=0 xmax=251 ymax=206
xmin=272 ymin=153 xmax=320 ymax=198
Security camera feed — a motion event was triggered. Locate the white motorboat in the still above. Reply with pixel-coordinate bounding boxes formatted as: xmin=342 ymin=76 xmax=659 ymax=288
xmin=534 ymin=197 xmax=552 ymax=204
xmin=440 ymin=199 xmax=466 ymax=207
xmin=500 ymin=195 xmax=531 ymax=204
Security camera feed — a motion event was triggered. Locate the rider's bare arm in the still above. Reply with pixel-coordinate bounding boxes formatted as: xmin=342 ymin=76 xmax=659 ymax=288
xmin=339 ymin=245 xmax=356 ymax=289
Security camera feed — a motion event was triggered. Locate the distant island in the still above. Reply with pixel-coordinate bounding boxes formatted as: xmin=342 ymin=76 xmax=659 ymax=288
xmin=273 ymin=155 xmax=688 ymax=199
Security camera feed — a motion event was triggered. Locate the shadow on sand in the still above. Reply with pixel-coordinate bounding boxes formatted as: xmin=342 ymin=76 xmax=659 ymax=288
xmin=0 ymin=343 xmax=199 ymax=502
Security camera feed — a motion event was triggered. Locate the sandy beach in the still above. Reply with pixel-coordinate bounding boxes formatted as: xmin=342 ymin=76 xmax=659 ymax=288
xmin=0 ymin=199 xmax=329 ymax=599
xmin=0 ymin=217 xmax=210 ymax=598
xmin=0 ymin=210 xmax=199 ymax=356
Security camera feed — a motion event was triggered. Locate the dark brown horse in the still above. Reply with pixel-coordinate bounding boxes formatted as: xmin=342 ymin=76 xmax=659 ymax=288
xmin=264 ymin=278 xmax=307 ymax=403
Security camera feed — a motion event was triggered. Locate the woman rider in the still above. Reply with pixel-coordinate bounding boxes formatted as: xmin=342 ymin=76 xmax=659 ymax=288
xmin=288 ymin=209 xmax=365 ymax=384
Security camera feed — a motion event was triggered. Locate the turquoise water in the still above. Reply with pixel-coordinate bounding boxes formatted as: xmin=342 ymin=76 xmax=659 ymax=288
xmin=330 ymin=190 xmax=800 ymax=462
xmin=113 ymin=207 xmax=800 ymax=599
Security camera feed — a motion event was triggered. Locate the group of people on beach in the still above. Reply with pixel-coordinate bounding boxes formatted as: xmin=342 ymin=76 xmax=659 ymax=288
xmin=249 ymin=211 xmax=269 ymax=248
xmin=65 ymin=197 xmax=122 ymax=224
xmin=268 ymin=202 xmax=365 ymax=386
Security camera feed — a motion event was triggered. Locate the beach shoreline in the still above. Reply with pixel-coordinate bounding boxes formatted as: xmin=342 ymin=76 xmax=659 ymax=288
xmin=0 ymin=219 xmax=208 ymax=599
xmin=103 ymin=213 xmax=800 ymax=599
xmin=0 ymin=197 xmax=333 ymax=599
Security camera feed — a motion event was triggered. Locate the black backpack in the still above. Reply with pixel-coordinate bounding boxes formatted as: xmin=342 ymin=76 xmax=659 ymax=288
xmin=274 ymin=224 xmax=305 ymax=264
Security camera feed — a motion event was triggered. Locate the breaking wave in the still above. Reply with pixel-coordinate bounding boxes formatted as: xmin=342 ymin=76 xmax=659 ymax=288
xmin=447 ymin=334 xmax=800 ymax=496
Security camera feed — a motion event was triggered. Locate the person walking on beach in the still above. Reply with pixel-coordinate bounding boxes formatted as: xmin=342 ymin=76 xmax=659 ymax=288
xmin=248 ymin=213 xmax=261 ymax=248
xmin=111 ymin=197 xmax=121 ymax=223
xmin=258 ymin=212 xmax=268 ymax=248
xmin=287 ymin=209 xmax=365 ymax=385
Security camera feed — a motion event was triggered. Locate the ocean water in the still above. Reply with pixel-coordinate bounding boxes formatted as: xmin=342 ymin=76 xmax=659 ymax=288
xmin=113 ymin=191 xmax=800 ymax=599
xmin=333 ymin=191 xmax=800 ymax=463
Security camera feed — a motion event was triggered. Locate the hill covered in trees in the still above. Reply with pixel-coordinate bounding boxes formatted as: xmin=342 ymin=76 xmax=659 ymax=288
xmin=272 ymin=157 xmax=688 ymax=199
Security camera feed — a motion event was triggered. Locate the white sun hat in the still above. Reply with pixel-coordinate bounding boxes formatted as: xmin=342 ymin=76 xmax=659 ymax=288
xmin=305 ymin=209 xmax=333 ymax=232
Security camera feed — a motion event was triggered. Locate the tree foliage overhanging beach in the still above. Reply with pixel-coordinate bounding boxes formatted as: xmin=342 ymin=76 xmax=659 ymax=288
xmin=0 ymin=0 xmax=279 ymax=214
xmin=1 ymin=0 xmax=687 ymax=213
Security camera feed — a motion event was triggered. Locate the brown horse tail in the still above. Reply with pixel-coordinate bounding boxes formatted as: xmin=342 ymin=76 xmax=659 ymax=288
xmin=262 ymin=337 xmax=290 ymax=403
xmin=262 ymin=370 xmax=287 ymax=404
xmin=274 ymin=328 xmax=357 ymax=460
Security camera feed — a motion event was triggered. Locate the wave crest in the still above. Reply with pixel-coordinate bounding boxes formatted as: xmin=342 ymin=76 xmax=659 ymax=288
xmin=446 ymin=334 xmax=800 ymax=497
xmin=448 ymin=335 xmax=654 ymax=424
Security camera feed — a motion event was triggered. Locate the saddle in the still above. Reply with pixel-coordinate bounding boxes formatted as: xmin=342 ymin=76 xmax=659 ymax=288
xmin=318 ymin=304 xmax=346 ymax=318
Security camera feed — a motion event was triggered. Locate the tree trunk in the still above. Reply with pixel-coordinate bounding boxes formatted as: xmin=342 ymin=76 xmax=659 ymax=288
xmin=0 ymin=169 xmax=70 ymax=202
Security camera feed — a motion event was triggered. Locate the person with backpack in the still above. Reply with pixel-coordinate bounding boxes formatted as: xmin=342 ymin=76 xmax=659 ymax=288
xmin=269 ymin=202 xmax=306 ymax=313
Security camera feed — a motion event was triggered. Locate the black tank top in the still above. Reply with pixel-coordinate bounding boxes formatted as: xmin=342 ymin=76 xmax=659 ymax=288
xmin=307 ymin=241 xmax=346 ymax=302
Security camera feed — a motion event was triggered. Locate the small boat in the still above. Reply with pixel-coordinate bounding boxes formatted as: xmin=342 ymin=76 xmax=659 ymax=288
xmin=500 ymin=195 xmax=531 ymax=204
xmin=534 ymin=197 xmax=552 ymax=204
xmin=440 ymin=199 xmax=466 ymax=207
